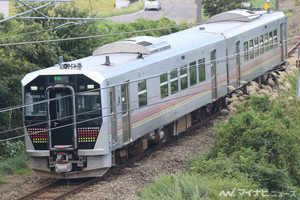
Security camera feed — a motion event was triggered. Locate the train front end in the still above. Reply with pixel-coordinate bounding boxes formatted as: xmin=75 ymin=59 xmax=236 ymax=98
xmin=21 ymin=65 xmax=111 ymax=179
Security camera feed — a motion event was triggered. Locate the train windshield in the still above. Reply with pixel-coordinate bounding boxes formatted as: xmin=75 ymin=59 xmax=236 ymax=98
xmin=25 ymin=92 xmax=46 ymax=117
xmin=78 ymin=91 xmax=101 ymax=118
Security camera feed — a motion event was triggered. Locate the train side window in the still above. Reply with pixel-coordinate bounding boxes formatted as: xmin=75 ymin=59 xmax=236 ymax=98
xmin=269 ymin=31 xmax=273 ymax=49
xmin=254 ymin=37 xmax=259 ymax=57
xmin=274 ymin=29 xmax=278 ymax=47
xmin=198 ymin=58 xmax=206 ymax=82
xmin=160 ymin=73 xmax=168 ymax=99
xmin=180 ymin=66 xmax=188 ymax=90
xmin=170 ymin=69 xmax=178 ymax=94
xmin=138 ymin=80 xmax=147 ymax=107
xmin=189 ymin=61 xmax=197 ymax=86
xmin=109 ymin=88 xmax=114 ymax=113
xmin=249 ymin=39 xmax=254 ymax=59
xmin=264 ymin=33 xmax=269 ymax=51
xmin=244 ymin=41 xmax=249 ymax=62
xmin=259 ymin=35 xmax=264 ymax=54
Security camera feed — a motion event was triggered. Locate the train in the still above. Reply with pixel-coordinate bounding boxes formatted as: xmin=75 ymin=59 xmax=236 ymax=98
xmin=22 ymin=9 xmax=287 ymax=178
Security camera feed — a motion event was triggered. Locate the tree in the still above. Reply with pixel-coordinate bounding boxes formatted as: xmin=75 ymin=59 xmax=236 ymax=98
xmin=202 ymin=0 xmax=245 ymax=17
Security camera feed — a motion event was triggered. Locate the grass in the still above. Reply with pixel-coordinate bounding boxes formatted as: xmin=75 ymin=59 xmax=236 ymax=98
xmin=9 ymin=0 xmax=144 ymax=18
xmin=0 ymin=154 xmax=30 ymax=184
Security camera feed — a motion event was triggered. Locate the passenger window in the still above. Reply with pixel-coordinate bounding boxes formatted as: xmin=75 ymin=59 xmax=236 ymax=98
xmin=138 ymin=80 xmax=147 ymax=107
xmin=249 ymin=40 xmax=254 ymax=59
xmin=198 ymin=58 xmax=206 ymax=82
xmin=244 ymin=42 xmax=249 ymax=62
xmin=274 ymin=29 xmax=278 ymax=47
xmin=254 ymin=37 xmax=259 ymax=57
xmin=189 ymin=61 xmax=197 ymax=86
xmin=180 ymin=66 xmax=188 ymax=90
xmin=269 ymin=31 xmax=273 ymax=49
xmin=109 ymin=89 xmax=114 ymax=113
xmin=170 ymin=69 xmax=178 ymax=94
xmin=259 ymin=35 xmax=264 ymax=54
xmin=264 ymin=33 xmax=269 ymax=51
xmin=160 ymin=73 xmax=168 ymax=99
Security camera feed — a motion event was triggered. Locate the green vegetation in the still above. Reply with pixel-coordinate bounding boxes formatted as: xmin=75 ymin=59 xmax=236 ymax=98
xmin=202 ymin=0 xmax=245 ymax=17
xmin=138 ymin=69 xmax=300 ymax=199
xmin=10 ymin=0 xmax=144 ymax=18
xmin=138 ymin=173 xmax=267 ymax=200
xmin=0 ymin=141 xmax=30 ymax=183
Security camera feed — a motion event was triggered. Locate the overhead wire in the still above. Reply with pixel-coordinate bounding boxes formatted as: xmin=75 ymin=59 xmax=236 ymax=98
xmin=0 ymin=21 xmax=87 ymax=40
xmin=1 ymin=7 xmax=300 ymax=47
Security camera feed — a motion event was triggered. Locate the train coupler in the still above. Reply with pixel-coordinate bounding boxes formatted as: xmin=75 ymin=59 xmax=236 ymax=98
xmin=55 ymin=152 xmax=72 ymax=173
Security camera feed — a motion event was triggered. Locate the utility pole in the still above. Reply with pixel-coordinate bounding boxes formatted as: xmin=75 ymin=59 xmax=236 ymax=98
xmin=196 ymin=0 xmax=202 ymax=24
xmin=276 ymin=0 xmax=279 ymax=10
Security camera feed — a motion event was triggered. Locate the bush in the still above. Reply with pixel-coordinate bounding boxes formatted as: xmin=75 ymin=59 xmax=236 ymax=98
xmin=0 ymin=141 xmax=30 ymax=184
xmin=138 ymin=173 xmax=270 ymax=200
xmin=0 ymin=140 xmax=25 ymax=159
xmin=208 ymin=94 xmax=300 ymax=192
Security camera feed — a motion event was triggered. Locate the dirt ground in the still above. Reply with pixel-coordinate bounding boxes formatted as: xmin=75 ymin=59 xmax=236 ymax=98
xmin=0 ymin=1 xmax=299 ymax=199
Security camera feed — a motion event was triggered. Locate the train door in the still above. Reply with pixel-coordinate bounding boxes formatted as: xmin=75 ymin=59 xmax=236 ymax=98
xmin=109 ymin=86 xmax=117 ymax=144
xmin=235 ymin=41 xmax=241 ymax=87
xmin=121 ymin=83 xmax=132 ymax=144
xmin=280 ymin=23 xmax=284 ymax=62
xmin=210 ymin=50 xmax=217 ymax=100
xmin=46 ymin=86 xmax=76 ymax=150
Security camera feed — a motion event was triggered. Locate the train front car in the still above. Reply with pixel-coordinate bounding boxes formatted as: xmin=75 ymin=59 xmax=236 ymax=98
xmin=22 ymin=66 xmax=111 ymax=179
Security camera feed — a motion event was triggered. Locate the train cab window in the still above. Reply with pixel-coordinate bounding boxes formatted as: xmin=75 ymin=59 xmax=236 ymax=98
xmin=189 ymin=61 xmax=197 ymax=86
xmin=249 ymin=40 xmax=254 ymax=59
xmin=244 ymin=42 xmax=249 ymax=62
xmin=160 ymin=73 xmax=168 ymax=98
xmin=78 ymin=90 xmax=101 ymax=117
xmin=274 ymin=30 xmax=278 ymax=47
xmin=254 ymin=37 xmax=259 ymax=57
xmin=198 ymin=58 xmax=206 ymax=82
xmin=180 ymin=66 xmax=188 ymax=90
xmin=269 ymin=31 xmax=273 ymax=49
xmin=259 ymin=35 xmax=264 ymax=54
xmin=24 ymin=76 xmax=46 ymax=118
xmin=170 ymin=69 xmax=178 ymax=94
xmin=25 ymin=92 xmax=46 ymax=116
xmin=264 ymin=33 xmax=269 ymax=51
xmin=138 ymin=80 xmax=147 ymax=107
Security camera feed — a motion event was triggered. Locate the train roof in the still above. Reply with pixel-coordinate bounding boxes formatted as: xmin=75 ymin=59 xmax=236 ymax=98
xmin=22 ymin=10 xmax=286 ymax=86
